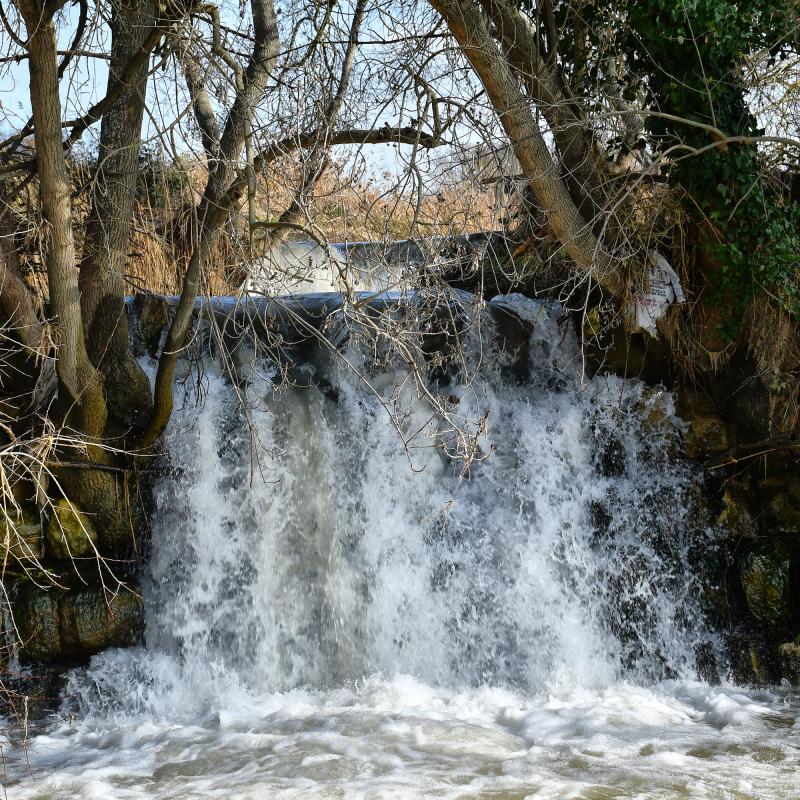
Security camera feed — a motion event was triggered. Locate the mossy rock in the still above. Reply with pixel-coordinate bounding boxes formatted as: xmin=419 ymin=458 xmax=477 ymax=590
xmin=758 ymin=476 xmax=800 ymax=535
xmin=730 ymin=637 xmax=773 ymax=684
xmin=0 ymin=507 xmax=42 ymax=562
xmin=63 ymin=589 xmax=144 ymax=654
xmin=778 ymin=642 xmax=800 ymax=684
xmin=45 ymin=498 xmax=98 ymax=560
xmin=718 ymin=478 xmax=758 ymax=541
xmin=12 ymin=586 xmax=60 ymax=663
xmin=55 ymin=465 xmax=146 ymax=563
xmin=13 ymin=584 xmax=144 ymax=664
xmin=683 ymin=394 xmax=729 ymax=459
xmin=739 ymin=548 xmax=791 ymax=627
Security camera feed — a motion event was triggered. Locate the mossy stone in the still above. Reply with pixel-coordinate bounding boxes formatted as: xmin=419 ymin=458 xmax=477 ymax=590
xmin=739 ymin=548 xmax=791 ymax=627
xmin=66 ymin=590 xmax=144 ymax=653
xmin=13 ymin=585 xmax=61 ymax=663
xmin=778 ymin=642 xmax=800 ymax=684
xmin=46 ymin=498 xmax=98 ymax=559
xmin=0 ymin=507 xmax=42 ymax=561
xmin=13 ymin=584 xmax=144 ymax=664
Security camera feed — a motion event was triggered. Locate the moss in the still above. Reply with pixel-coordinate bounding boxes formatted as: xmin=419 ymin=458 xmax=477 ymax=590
xmin=45 ymin=498 xmax=98 ymax=560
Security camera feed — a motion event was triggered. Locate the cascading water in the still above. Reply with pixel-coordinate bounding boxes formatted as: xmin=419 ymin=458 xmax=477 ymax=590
xmin=7 ymin=294 xmax=800 ymax=798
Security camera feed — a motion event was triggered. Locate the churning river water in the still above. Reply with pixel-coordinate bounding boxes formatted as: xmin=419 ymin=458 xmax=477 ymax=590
xmin=5 ymin=295 xmax=800 ymax=798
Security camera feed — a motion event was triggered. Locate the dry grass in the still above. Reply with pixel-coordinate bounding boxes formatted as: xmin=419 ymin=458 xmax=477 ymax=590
xmin=120 ymin=157 xmax=499 ymax=296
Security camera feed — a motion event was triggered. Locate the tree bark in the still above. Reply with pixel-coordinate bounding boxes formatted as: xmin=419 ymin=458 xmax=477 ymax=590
xmin=0 ymin=216 xmax=41 ymax=354
xmin=79 ymin=0 xmax=157 ymax=435
xmin=477 ymin=0 xmax=613 ymax=219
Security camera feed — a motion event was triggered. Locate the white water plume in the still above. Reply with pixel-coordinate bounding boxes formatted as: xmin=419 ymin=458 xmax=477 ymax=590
xmin=75 ymin=295 xmax=717 ymax=714
xmin=12 ymin=294 xmax=798 ymax=800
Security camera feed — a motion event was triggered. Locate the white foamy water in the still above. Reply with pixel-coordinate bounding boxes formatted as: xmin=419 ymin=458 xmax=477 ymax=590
xmin=5 ymin=295 xmax=800 ymax=798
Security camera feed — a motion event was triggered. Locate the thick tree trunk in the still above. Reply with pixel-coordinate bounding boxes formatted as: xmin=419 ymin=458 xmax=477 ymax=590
xmin=79 ymin=0 xmax=156 ymax=436
xmin=17 ymin=0 xmax=106 ymax=438
xmin=429 ymin=0 xmax=625 ymax=296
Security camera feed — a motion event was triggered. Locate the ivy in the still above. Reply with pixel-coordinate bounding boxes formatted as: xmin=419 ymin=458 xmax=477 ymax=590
xmin=622 ymin=0 xmax=800 ymax=321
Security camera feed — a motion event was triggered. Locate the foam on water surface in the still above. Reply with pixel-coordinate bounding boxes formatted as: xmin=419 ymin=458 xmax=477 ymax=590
xmin=5 ymin=294 xmax=799 ymax=798
xmin=8 ymin=675 xmax=800 ymax=799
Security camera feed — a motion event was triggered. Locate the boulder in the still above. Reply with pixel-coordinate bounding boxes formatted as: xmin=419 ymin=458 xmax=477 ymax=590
xmin=45 ymin=498 xmax=98 ymax=559
xmin=739 ymin=548 xmax=791 ymax=627
xmin=13 ymin=584 xmax=144 ymax=664
xmin=729 ymin=636 xmax=773 ymax=684
xmin=0 ymin=507 xmax=42 ymax=562
xmin=682 ymin=393 xmax=729 ymax=459
xmin=778 ymin=642 xmax=800 ymax=684
xmin=758 ymin=475 xmax=800 ymax=535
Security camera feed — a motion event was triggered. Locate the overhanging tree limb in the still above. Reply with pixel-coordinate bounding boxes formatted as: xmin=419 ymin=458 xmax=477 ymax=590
xmin=429 ymin=0 xmax=626 ymax=296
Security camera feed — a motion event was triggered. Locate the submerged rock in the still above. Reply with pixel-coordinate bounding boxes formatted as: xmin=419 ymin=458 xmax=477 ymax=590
xmin=45 ymin=498 xmax=98 ymax=559
xmin=13 ymin=585 xmax=144 ymax=664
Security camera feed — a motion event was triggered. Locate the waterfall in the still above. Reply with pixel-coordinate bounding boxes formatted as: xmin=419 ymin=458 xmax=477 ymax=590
xmin=69 ymin=294 xmax=716 ymax=718
xmin=14 ymin=293 xmax=800 ymax=800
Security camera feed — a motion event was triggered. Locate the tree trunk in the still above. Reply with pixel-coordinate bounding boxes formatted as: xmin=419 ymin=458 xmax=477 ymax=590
xmin=429 ymin=0 xmax=625 ymax=296
xmin=16 ymin=0 xmax=106 ymax=438
xmin=477 ymin=0 xmax=613 ymax=219
xmin=79 ymin=0 xmax=156 ymax=436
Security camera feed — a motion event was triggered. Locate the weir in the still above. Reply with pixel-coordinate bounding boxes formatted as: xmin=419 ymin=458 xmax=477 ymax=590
xmin=6 ymin=291 xmax=800 ymax=797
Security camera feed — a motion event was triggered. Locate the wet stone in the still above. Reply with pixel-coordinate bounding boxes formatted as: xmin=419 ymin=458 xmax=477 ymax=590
xmin=739 ymin=549 xmax=791 ymax=627
xmin=778 ymin=642 xmax=800 ymax=684
xmin=13 ymin=585 xmax=144 ymax=664
xmin=45 ymin=498 xmax=98 ymax=560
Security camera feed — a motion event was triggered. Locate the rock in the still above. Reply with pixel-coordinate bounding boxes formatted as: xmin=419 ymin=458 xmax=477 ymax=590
xmin=758 ymin=475 xmax=800 ymax=535
xmin=67 ymin=589 xmax=143 ymax=653
xmin=739 ymin=548 xmax=791 ymax=627
xmin=718 ymin=478 xmax=759 ymax=541
xmin=0 ymin=507 xmax=42 ymax=562
xmin=13 ymin=587 xmax=61 ymax=664
xmin=778 ymin=642 xmax=800 ymax=684
xmin=13 ymin=584 xmax=144 ymax=664
xmin=682 ymin=393 xmax=729 ymax=459
xmin=486 ymin=301 xmax=533 ymax=383
xmin=45 ymin=498 xmax=98 ymax=559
